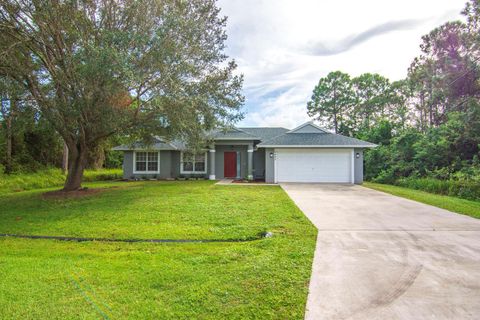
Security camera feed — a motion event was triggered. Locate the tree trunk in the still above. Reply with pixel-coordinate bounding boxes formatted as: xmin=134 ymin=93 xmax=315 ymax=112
xmin=429 ymin=103 xmax=434 ymax=127
xmin=3 ymin=98 xmax=15 ymax=174
xmin=333 ymin=113 xmax=338 ymax=134
xmin=88 ymin=145 xmax=105 ymax=169
xmin=94 ymin=151 xmax=105 ymax=169
xmin=62 ymin=142 xmax=69 ymax=174
xmin=5 ymin=117 xmax=12 ymax=174
xmin=63 ymin=144 xmax=88 ymax=191
xmin=333 ymin=87 xmax=338 ymax=134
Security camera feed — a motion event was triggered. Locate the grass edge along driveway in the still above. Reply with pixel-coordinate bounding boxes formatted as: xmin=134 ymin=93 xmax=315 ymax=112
xmin=364 ymin=182 xmax=480 ymax=219
xmin=0 ymin=181 xmax=317 ymax=319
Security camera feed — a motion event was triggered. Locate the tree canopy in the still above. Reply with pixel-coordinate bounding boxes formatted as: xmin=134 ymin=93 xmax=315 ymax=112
xmin=307 ymin=71 xmax=353 ymax=134
xmin=0 ymin=0 xmax=244 ymax=190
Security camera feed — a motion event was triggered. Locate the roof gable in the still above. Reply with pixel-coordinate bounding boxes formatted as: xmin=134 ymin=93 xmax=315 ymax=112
xmin=287 ymin=122 xmax=328 ymax=134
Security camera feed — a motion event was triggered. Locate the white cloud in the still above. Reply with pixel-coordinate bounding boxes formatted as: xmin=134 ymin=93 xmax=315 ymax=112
xmin=218 ymin=0 xmax=465 ymax=127
xmin=248 ymin=86 xmax=311 ymax=128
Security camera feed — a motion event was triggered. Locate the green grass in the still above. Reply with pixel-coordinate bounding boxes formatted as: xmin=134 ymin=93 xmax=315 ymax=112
xmin=0 ymin=181 xmax=317 ymax=319
xmin=364 ymin=182 xmax=480 ymax=219
xmin=0 ymin=168 xmax=122 ymax=193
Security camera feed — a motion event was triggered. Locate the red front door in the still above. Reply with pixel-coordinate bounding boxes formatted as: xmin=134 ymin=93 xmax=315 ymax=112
xmin=224 ymin=152 xmax=237 ymax=178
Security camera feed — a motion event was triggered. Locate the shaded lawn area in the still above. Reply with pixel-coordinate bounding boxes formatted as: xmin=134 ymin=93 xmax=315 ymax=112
xmin=0 ymin=181 xmax=317 ymax=319
xmin=364 ymin=182 xmax=480 ymax=219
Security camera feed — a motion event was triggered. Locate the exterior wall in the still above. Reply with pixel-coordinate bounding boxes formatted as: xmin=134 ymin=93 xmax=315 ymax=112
xmin=170 ymin=151 xmax=181 ymax=178
xmin=265 ymin=148 xmax=275 ymax=183
xmin=214 ymin=144 xmax=248 ymax=179
xmin=354 ymin=148 xmax=364 ymax=184
xmin=121 ymin=146 xmax=364 ymax=182
xmin=208 ymin=149 xmax=215 ymax=180
xmin=123 ymin=151 xmax=134 ymax=179
xmin=253 ymin=149 xmax=266 ymax=179
xmin=123 ymin=150 xmax=173 ymax=179
xmin=122 ymin=150 xmax=209 ymax=179
xmin=159 ymin=151 xmax=172 ymax=179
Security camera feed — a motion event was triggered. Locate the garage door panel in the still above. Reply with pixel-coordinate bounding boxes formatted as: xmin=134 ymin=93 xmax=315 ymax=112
xmin=276 ymin=149 xmax=352 ymax=183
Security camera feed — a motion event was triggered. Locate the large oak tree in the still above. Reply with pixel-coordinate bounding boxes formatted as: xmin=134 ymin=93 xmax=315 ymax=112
xmin=0 ymin=0 xmax=243 ymax=190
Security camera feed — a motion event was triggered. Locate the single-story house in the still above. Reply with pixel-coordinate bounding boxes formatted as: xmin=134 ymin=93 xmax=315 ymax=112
xmin=113 ymin=122 xmax=376 ymax=184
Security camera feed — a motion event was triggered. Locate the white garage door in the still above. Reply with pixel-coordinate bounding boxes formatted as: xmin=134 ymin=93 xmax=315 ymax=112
xmin=275 ymin=148 xmax=353 ymax=183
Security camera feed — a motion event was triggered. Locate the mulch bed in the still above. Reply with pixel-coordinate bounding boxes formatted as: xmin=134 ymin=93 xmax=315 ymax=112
xmin=232 ymin=180 xmax=267 ymax=184
xmin=42 ymin=187 xmax=111 ymax=199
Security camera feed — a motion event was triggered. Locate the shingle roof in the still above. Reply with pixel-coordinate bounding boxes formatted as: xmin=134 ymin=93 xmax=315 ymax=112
xmin=257 ymin=132 xmax=377 ymax=147
xmin=112 ymin=137 xmax=183 ymax=151
xmin=209 ymin=128 xmax=260 ymax=140
xmin=239 ymin=127 xmax=289 ymax=141
xmin=112 ymin=123 xmax=376 ymax=150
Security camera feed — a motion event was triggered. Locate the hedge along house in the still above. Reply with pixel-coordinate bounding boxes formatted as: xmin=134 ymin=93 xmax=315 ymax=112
xmin=113 ymin=122 xmax=376 ymax=183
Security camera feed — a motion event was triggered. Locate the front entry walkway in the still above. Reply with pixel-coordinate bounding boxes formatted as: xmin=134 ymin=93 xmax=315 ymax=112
xmin=215 ymin=179 xmax=234 ymax=185
xmin=215 ymin=179 xmax=277 ymax=186
xmin=281 ymin=183 xmax=480 ymax=320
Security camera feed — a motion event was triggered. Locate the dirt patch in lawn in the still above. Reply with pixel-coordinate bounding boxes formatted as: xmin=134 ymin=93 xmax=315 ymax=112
xmin=42 ymin=187 xmax=113 ymax=199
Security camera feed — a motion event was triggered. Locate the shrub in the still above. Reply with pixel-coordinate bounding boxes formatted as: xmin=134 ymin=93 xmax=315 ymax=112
xmin=372 ymin=168 xmax=396 ymax=185
xmin=83 ymin=168 xmax=122 ymax=182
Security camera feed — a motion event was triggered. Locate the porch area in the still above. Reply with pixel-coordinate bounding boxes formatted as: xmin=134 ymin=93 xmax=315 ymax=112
xmin=209 ymin=142 xmax=265 ymax=181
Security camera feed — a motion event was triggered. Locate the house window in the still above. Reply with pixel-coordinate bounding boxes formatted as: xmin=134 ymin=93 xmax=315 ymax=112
xmin=181 ymin=152 xmax=207 ymax=174
xmin=134 ymin=151 xmax=160 ymax=173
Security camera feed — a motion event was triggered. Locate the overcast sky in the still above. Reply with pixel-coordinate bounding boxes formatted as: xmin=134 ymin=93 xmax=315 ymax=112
xmin=217 ymin=0 xmax=466 ymax=128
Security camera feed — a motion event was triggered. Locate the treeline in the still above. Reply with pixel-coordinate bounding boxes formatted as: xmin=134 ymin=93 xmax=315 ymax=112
xmin=0 ymin=79 xmax=123 ymax=173
xmin=307 ymin=0 xmax=480 ymax=196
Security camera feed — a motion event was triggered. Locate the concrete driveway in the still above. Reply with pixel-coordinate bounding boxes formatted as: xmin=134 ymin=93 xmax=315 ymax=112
xmin=281 ymin=183 xmax=480 ymax=320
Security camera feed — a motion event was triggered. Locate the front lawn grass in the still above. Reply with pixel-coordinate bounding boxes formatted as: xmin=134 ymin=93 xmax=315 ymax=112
xmin=364 ymin=182 xmax=480 ymax=219
xmin=0 ymin=181 xmax=317 ymax=319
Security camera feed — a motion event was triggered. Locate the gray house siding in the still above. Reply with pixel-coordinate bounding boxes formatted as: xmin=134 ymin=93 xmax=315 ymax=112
xmin=122 ymin=151 xmax=134 ymax=179
xmin=123 ymin=150 xmax=176 ymax=179
xmin=159 ymin=151 xmax=172 ymax=179
xmin=122 ymin=150 xmax=210 ymax=179
xmin=265 ymin=148 xmax=275 ymax=183
xmin=171 ymin=151 xmax=181 ymax=178
xmin=253 ymin=149 xmax=265 ymax=179
xmin=353 ymin=148 xmax=364 ymax=184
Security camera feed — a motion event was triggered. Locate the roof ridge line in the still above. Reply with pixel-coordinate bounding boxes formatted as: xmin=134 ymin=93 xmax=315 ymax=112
xmin=222 ymin=127 xmax=258 ymax=138
xmin=287 ymin=121 xmax=329 ymax=134
xmin=257 ymin=131 xmax=290 ymax=145
xmin=238 ymin=127 xmax=289 ymax=129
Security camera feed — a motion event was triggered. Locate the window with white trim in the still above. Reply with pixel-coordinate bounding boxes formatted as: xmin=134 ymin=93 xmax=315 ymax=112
xmin=181 ymin=152 xmax=207 ymax=173
xmin=134 ymin=151 xmax=159 ymax=173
